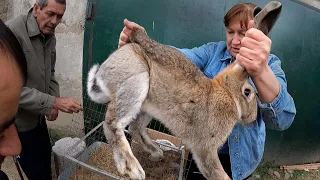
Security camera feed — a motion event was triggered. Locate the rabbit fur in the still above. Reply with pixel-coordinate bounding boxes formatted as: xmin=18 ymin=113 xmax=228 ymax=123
xmin=87 ymin=1 xmax=282 ymax=179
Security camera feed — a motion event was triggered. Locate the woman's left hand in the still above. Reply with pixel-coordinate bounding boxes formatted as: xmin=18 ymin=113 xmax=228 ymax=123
xmin=236 ymin=20 xmax=272 ymax=77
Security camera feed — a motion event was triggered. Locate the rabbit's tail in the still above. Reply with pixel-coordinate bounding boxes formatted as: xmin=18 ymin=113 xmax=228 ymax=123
xmin=129 ymin=28 xmax=155 ymax=53
xmin=87 ymin=64 xmax=110 ymax=104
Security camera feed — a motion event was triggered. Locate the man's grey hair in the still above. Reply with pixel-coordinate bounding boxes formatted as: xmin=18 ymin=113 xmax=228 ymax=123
xmin=38 ymin=0 xmax=66 ymax=9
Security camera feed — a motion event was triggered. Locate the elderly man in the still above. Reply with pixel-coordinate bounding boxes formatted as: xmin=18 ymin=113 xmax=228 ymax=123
xmin=6 ymin=0 xmax=82 ymax=179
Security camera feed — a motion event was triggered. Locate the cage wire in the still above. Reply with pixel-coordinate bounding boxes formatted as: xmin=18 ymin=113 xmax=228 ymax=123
xmin=51 ymin=92 xmax=193 ymax=179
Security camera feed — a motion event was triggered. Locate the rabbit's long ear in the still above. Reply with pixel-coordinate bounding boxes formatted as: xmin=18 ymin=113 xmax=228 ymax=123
xmin=253 ymin=1 xmax=282 ymax=35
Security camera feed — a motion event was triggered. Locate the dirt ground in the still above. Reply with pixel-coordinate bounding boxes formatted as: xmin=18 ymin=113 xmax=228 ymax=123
xmin=248 ymin=166 xmax=320 ymax=180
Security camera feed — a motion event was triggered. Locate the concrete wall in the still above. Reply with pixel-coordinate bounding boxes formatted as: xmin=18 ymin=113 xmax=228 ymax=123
xmin=4 ymin=0 xmax=87 ymax=137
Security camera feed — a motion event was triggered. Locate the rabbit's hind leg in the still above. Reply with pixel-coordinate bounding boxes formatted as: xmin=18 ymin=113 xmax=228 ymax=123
xmin=129 ymin=112 xmax=163 ymax=161
xmin=103 ymin=72 xmax=149 ymax=180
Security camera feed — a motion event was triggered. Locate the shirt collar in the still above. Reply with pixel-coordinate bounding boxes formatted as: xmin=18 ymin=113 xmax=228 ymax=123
xmin=26 ymin=8 xmax=41 ymax=38
xmin=220 ymin=49 xmax=235 ymax=62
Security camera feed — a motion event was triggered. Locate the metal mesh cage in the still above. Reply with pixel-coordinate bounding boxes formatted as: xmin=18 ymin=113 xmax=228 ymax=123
xmin=52 ymin=94 xmax=193 ymax=180
xmin=56 ymin=122 xmax=186 ymax=180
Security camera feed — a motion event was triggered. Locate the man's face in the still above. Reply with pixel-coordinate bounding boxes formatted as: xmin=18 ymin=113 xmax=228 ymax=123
xmin=225 ymin=18 xmax=249 ymax=58
xmin=33 ymin=0 xmax=66 ymax=35
xmin=0 ymin=51 xmax=23 ymax=157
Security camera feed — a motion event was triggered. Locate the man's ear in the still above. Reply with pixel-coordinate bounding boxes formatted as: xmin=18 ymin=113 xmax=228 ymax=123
xmin=33 ymin=3 xmax=40 ymax=18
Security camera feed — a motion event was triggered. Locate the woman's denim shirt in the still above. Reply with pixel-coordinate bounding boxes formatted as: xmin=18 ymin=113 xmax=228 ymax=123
xmin=176 ymin=41 xmax=296 ymax=180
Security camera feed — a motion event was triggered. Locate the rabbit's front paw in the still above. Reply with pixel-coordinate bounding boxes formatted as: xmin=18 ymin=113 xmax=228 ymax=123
xmin=116 ymin=153 xmax=145 ymax=180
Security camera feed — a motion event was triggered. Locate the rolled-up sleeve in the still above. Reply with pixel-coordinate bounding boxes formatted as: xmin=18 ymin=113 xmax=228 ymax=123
xmin=258 ymin=55 xmax=296 ymax=130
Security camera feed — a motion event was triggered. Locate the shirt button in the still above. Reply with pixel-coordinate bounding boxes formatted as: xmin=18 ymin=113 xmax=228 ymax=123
xmin=234 ymin=136 xmax=238 ymax=140
xmin=236 ymin=167 xmax=240 ymax=171
xmin=41 ymin=102 xmax=45 ymax=106
xmin=235 ymin=152 xmax=239 ymax=156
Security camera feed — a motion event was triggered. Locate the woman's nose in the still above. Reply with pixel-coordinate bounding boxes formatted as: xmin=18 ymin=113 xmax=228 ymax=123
xmin=232 ymin=34 xmax=241 ymax=45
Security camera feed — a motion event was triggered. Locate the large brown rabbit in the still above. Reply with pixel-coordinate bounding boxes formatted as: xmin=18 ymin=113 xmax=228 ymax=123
xmin=87 ymin=1 xmax=282 ymax=180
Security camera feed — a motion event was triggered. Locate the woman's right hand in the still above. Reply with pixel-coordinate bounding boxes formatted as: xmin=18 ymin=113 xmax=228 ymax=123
xmin=118 ymin=19 xmax=145 ymax=48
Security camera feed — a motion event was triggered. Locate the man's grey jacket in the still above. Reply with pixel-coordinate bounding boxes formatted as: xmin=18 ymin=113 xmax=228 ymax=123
xmin=6 ymin=9 xmax=60 ymax=132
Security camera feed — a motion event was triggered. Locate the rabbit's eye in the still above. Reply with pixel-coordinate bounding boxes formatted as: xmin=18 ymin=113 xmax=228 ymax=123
xmin=244 ymin=88 xmax=251 ymax=97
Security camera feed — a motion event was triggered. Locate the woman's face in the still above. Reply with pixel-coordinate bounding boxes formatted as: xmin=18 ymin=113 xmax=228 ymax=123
xmin=0 ymin=50 xmax=23 ymax=159
xmin=225 ymin=18 xmax=249 ymax=58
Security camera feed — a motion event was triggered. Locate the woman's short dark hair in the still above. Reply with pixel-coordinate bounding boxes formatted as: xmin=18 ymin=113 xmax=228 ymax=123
xmin=224 ymin=3 xmax=257 ymax=29
xmin=0 ymin=19 xmax=27 ymax=82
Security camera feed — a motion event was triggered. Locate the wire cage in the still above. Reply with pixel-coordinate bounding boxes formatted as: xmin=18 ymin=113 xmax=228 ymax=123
xmin=53 ymin=93 xmax=194 ymax=180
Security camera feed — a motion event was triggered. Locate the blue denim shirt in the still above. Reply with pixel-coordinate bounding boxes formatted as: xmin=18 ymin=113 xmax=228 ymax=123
xmin=176 ymin=41 xmax=296 ymax=180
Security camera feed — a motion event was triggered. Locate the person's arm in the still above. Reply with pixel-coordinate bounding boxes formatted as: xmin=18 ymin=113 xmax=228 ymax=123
xmin=254 ymin=56 xmax=296 ymax=130
xmin=19 ymin=87 xmax=56 ymax=115
xmin=20 ymin=58 xmax=82 ymax=116
xmin=48 ymin=54 xmax=83 ymax=114
xmin=237 ymin=20 xmax=296 ymax=130
xmin=46 ymin=51 xmax=60 ymax=121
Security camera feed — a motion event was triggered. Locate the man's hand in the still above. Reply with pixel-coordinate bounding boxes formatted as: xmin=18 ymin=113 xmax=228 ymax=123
xmin=46 ymin=108 xmax=59 ymax=121
xmin=118 ymin=19 xmax=145 ymax=48
xmin=53 ymin=97 xmax=83 ymax=114
xmin=236 ymin=20 xmax=272 ymax=77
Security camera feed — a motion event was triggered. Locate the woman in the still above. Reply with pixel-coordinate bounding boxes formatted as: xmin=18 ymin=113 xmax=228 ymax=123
xmin=118 ymin=3 xmax=296 ymax=180
xmin=0 ymin=19 xmax=28 ymax=179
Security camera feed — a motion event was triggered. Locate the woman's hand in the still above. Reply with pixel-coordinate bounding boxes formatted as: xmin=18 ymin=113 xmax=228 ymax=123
xmin=236 ymin=20 xmax=280 ymax=103
xmin=236 ymin=20 xmax=272 ymax=77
